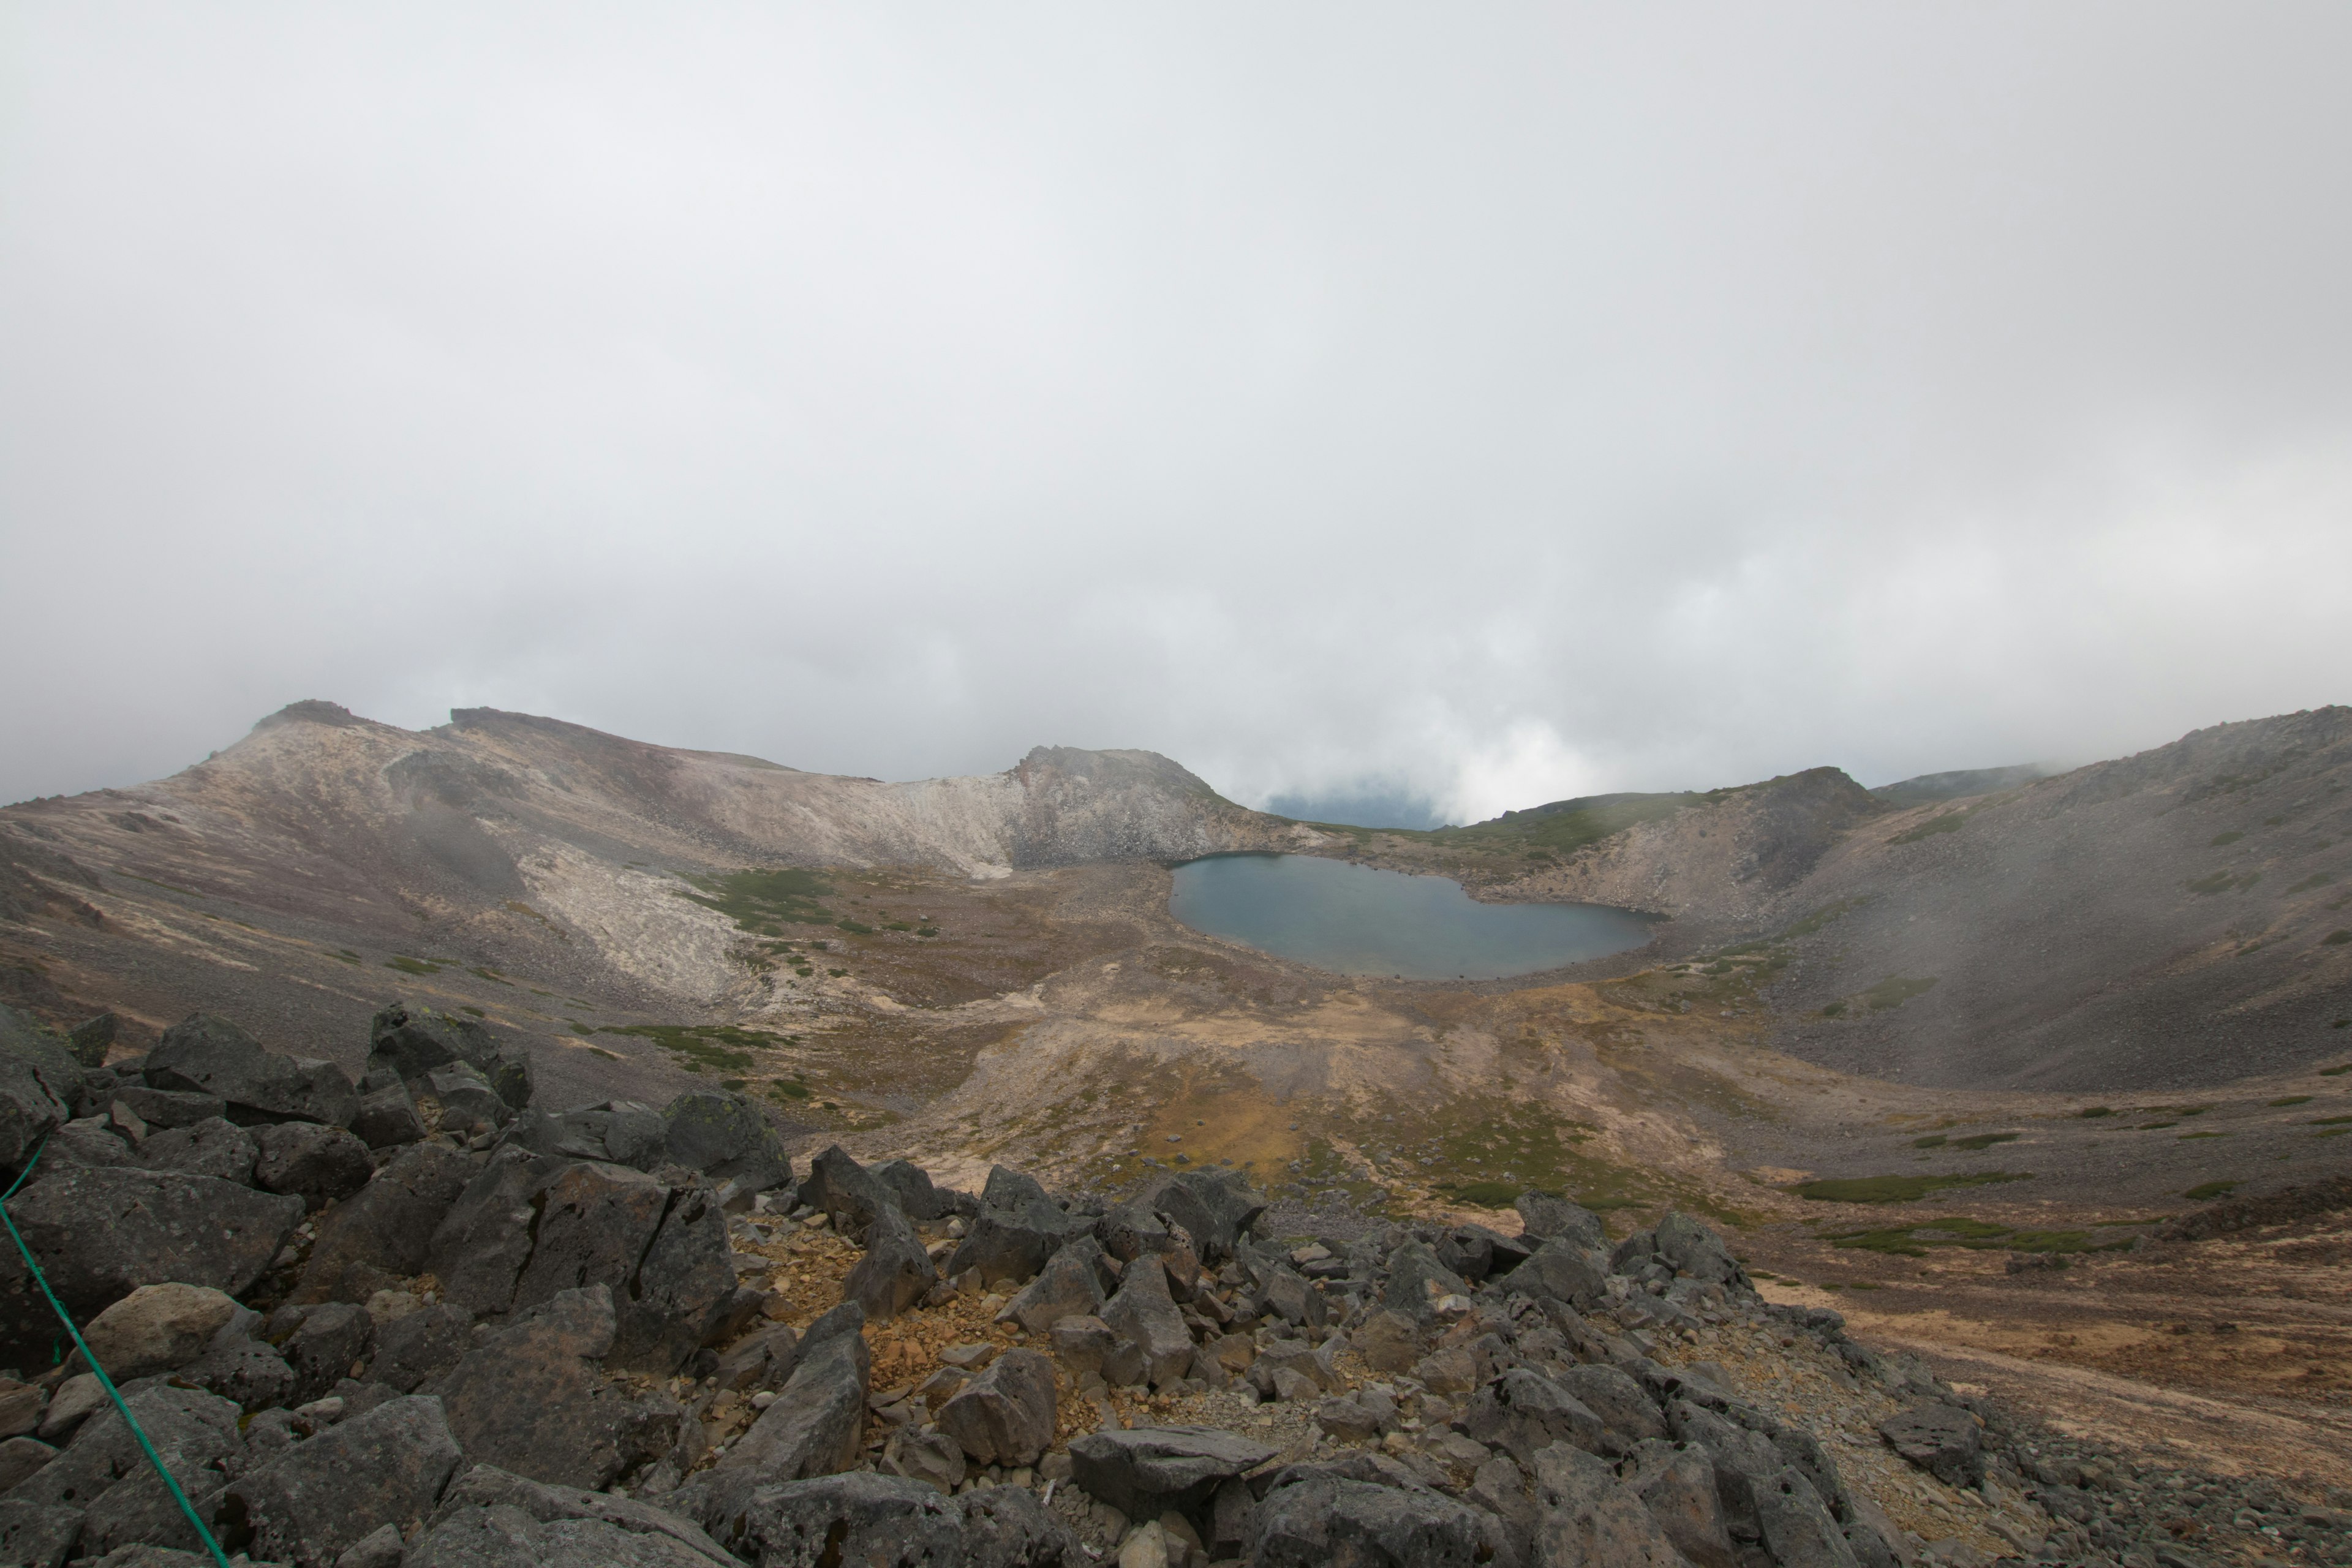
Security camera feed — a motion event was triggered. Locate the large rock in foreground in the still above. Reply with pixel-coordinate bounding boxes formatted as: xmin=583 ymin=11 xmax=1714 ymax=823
xmin=1067 ymin=1425 xmax=1276 ymax=1525
xmin=213 ymin=1395 xmax=465 ymax=1568
xmin=145 ymin=1014 xmax=358 ymax=1128
xmin=2 ymin=1165 xmax=303 ymax=1316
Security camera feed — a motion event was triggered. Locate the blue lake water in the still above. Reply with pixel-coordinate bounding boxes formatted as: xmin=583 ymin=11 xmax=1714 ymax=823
xmin=1168 ymin=853 xmax=1655 ymax=980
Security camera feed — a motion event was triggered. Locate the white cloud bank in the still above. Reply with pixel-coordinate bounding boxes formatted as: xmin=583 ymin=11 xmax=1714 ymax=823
xmin=4 ymin=4 xmax=2348 ymax=822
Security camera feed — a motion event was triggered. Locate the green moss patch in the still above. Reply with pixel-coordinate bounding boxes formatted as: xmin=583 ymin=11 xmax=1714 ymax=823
xmin=679 ymin=867 xmax=839 ymax=935
xmin=2269 ymin=1095 xmax=2314 ymax=1107
xmin=1789 ymin=1172 xmax=2032 ymax=1204
xmin=598 ymin=1022 xmax=801 ymax=1075
xmin=2184 ymin=1180 xmax=2237 ymax=1201
xmin=386 ymin=956 xmax=444 ymax=976
xmin=2209 ymin=831 xmax=2245 ymax=846
xmin=1859 ymin=975 xmax=1939 ymax=1012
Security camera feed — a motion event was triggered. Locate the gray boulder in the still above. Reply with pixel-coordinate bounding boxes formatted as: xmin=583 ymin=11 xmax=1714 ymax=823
xmin=371 ymin=1302 xmax=475 ymax=1392
xmin=0 ymin=1436 xmax=58 ymax=1490
xmin=296 ymin=1140 xmax=475 ymax=1304
xmin=1101 ymin=1250 xmax=1193 ymax=1387
xmin=1382 ymin=1240 xmax=1471 ymax=1321
xmin=417 ymin=1062 xmax=513 ymax=1136
xmin=1067 ymin=1425 xmax=1276 ymax=1524
xmin=1142 ymin=1169 xmax=1265 ymax=1265
xmin=0 ymin=1009 xmax=80 ymax=1175
xmin=368 ymin=1003 xmax=533 ymax=1110
xmin=283 ymin=1302 xmax=376 ymax=1404
xmin=1 ymin=1165 xmax=301 ymax=1316
xmin=252 ymin=1122 xmax=374 ymax=1212
xmin=45 ymin=1118 xmax=139 ymax=1169
xmin=420 ymin=1146 xmax=559 ymax=1315
xmin=512 ymin=1160 xmax=669 ymax=1312
xmin=661 ymin=1091 xmax=790 ymax=1190
xmin=1877 ymin=1401 xmax=1985 ymax=1489
xmin=842 ymin=1204 xmax=936 ymax=1323
xmin=1462 ymin=1369 xmax=1608 ymax=1466
xmin=75 ymin=1282 xmax=241 ymax=1382
xmin=717 ymin=1304 xmax=869 ymax=1481
xmin=499 ymin=1101 xmax=665 ymax=1167
xmin=1248 ymin=1472 xmax=1491 ymax=1568
xmin=406 ymin=1463 xmax=734 ymax=1568
xmin=980 ymin=1166 xmax=1051 ymax=1211
xmin=712 ymin=1324 xmax=798 ymax=1393
xmin=349 ymin=1081 xmax=425 ymax=1150
xmin=212 ymin=1395 xmax=464 ymax=1568
xmin=1513 ymin=1191 xmax=1607 ymax=1251
xmin=1558 ymin=1363 xmax=1666 ymax=1444
xmin=684 ymin=1471 xmax=1085 ymax=1568
xmin=0 ymin=1498 xmax=81 ymax=1568
xmin=796 ymin=1144 xmax=895 ymax=1236
xmin=1654 ymin=1212 xmax=1743 ymax=1287
xmin=176 ymin=1337 xmax=297 ymax=1413
xmin=611 ymin=1185 xmax=736 ymax=1372
xmin=935 ymin=1348 xmax=1057 ymax=1468
xmin=1532 ymin=1442 xmax=1690 ymax=1568
xmin=145 ymin=1014 xmax=356 ymax=1128
xmin=1626 ymin=1441 xmax=1738 ymax=1568
xmin=946 ymin=1196 xmax=1082 ymax=1287
xmin=134 ymin=1117 xmax=257 ymax=1185
xmin=14 ymin=1383 xmax=244 ymax=1558
xmin=431 ymin=1285 xmax=682 ymax=1491
xmin=1752 ymin=1466 xmax=1863 ymax=1568
xmin=867 ymin=1159 xmax=951 ymax=1221
xmin=1000 ymin=1237 xmax=1106 ymax=1333
xmin=1517 ymin=1237 xmax=1610 ymax=1309
xmin=112 ymin=1087 xmax=225 ymax=1132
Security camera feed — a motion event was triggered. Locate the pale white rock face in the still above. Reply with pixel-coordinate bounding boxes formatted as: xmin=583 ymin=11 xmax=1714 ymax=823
xmin=519 ymin=845 xmax=742 ymax=1005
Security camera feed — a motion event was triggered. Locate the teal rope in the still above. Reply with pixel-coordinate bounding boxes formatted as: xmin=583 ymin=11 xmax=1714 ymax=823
xmin=2 ymin=1134 xmax=235 ymax=1568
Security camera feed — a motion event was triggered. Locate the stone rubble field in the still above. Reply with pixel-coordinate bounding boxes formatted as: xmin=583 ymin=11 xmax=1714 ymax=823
xmin=4 ymin=1001 xmax=2342 ymax=1568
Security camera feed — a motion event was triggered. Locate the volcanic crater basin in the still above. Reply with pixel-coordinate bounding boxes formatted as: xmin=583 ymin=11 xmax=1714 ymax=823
xmin=1167 ymin=851 xmax=1657 ymax=980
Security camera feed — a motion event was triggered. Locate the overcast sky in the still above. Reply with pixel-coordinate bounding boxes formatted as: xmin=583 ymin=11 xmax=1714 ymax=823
xmin=6 ymin=4 xmax=2350 ymax=824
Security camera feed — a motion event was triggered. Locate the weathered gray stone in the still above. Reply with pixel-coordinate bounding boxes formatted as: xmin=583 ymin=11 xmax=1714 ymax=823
xmin=418 ymin=1063 xmax=513 ymax=1136
xmin=717 ymin=1304 xmax=869 ymax=1481
xmin=420 ymin=1145 xmax=557 ymax=1315
xmin=1248 ymin=1472 xmax=1490 ymax=1568
xmin=298 ymin=1140 xmax=475 ymax=1305
xmin=1517 ymin=1238 xmax=1610 ymax=1310
xmin=713 ymin=1324 xmax=798 ymax=1393
xmin=0 ymin=1379 xmax=42 ymax=1439
xmin=0 ymin=1435 xmax=58 ymax=1490
xmin=2 ymin=1165 xmax=302 ymax=1316
xmin=795 ymin=1144 xmax=897 ymax=1237
xmin=1141 ymin=1169 xmax=1265 ymax=1265
xmin=348 ymin=1082 xmax=425 ymax=1150
xmin=284 ymin=1302 xmax=376 ymax=1405
xmin=1101 ymin=1251 xmax=1193 ymax=1388
xmin=661 ymin=1091 xmax=790 ymax=1189
xmin=15 ymin=1384 xmax=244 ymax=1557
xmin=1068 ymin=1425 xmax=1276 ymax=1523
xmin=680 ymin=1472 xmax=962 ymax=1567
xmin=371 ymin=1302 xmax=475 ymax=1392
xmin=613 ymin=1185 xmax=736 ymax=1372
xmin=1626 ymin=1440 xmax=1738 ymax=1568
xmin=1382 ymin=1240 xmax=1471 ymax=1321
xmin=499 ymin=1101 xmax=665 ymax=1167
xmin=253 ymin=1122 xmax=375 ymax=1212
xmin=1462 ymin=1369 xmax=1608 ymax=1466
xmin=1513 ymin=1193 xmax=1607 ymax=1252
xmin=1653 ymin=1212 xmax=1742 ymax=1286
xmin=133 ymin=1117 xmax=257 ymax=1185
xmin=1532 ymin=1442 xmax=1689 ymax=1567
xmin=879 ymin=1427 xmax=966 ymax=1495
xmin=1877 ymin=1401 xmax=1985 ymax=1489
xmin=0 ymin=1497 xmax=81 ymax=1568
xmin=1559 ymin=1363 xmax=1665 ymax=1444
xmin=0 ymin=1006 xmax=80 ymax=1176
xmin=866 ymin=1159 xmax=951 ymax=1221
xmin=368 ymin=1003 xmax=533 ymax=1110
xmin=146 ymin=1014 xmax=356 ymax=1128
xmin=1752 ymin=1466 xmax=1863 ymax=1568
xmin=842 ymin=1204 xmax=937 ymax=1324
xmin=405 ymin=1462 xmax=734 ymax=1568
xmin=431 ymin=1285 xmax=682 ymax=1491
xmin=1352 ymin=1309 xmax=1423 ymax=1375
xmin=213 ymin=1395 xmax=464 ymax=1568
xmin=176 ymin=1337 xmax=298 ymax=1412
xmin=1261 ymin=1266 xmax=1327 ymax=1329
xmin=1002 ymin=1236 xmax=1107 ymax=1333
xmin=113 ymin=1087 xmax=225 ymax=1132
xmin=936 ymin=1348 xmax=1057 ymax=1468
xmin=46 ymin=1117 xmax=140 ymax=1169
xmin=513 ymin=1159 xmax=667 ymax=1310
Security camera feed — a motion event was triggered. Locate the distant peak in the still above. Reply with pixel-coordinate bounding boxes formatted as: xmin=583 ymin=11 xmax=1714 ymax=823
xmin=254 ymin=699 xmax=363 ymax=730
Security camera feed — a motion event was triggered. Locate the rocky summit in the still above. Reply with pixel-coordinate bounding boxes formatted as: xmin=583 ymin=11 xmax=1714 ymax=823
xmin=12 ymin=1001 xmax=2330 ymax=1568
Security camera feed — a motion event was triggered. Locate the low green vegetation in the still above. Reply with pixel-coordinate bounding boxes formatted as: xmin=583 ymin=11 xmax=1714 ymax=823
xmin=1947 ymin=1131 xmax=2019 ymax=1150
xmin=2210 ymin=831 xmax=2244 ymax=846
xmin=835 ymin=919 xmax=875 ymax=935
xmin=1788 ymin=1171 xmax=2032 ymax=1204
xmin=1860 ymin=975 xmax=1939 ymax=1011
xmin=2309 ymin=1115 xmax=2352 ymax=1126
xmin=459 ymin=1006 xmax=485 ymax=1018
xmin=2073 ymin=1106 xmax=2114 ymax=1118
xmin=1821 ymin=1215 xmax=2109 ymax=1257
xmin=1446 ymin=1180 xmax=1521 ymax=1208
xmin=1427 ymin=789 xmax=1727 ymax=859
xmin=2288 ymin=873 xmax=2334 ymax=893
xmin=2270 ymin=1095 xmax=2314 ymax=1107
xmin=2186 ymin=870 xmax=2263 ymax=895
xmin=679 ymin=867 xmax=839 ymax=934
xmin=2179 ymin=1131 xmax=2226 ymax=1140
xmin=1890 ymin=813 xmax=1969 ymax=845
xmin=386 ymin=956 xmax=443 ymax=976
xmin=598 ymin=1021 xmax=800 ymax=1076
xmin=2326 ymin=930 xmax=2352 ymax=946
xmin=2184 ymin=1180 xmax=2237 ymax=1201
xmin=470 ymin=965 xmax=511 ymax=985
xmin=328 ymin=948 xmax=362 ymax=967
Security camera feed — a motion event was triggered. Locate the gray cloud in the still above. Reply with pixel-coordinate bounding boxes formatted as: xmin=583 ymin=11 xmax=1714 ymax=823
xmin=6 ymin=3 xmax=2349 ymax=822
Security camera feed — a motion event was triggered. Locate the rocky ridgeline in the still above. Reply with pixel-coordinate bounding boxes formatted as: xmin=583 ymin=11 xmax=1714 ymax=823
xmin=0 ymin=1001 xmax=2184 ymax=1567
